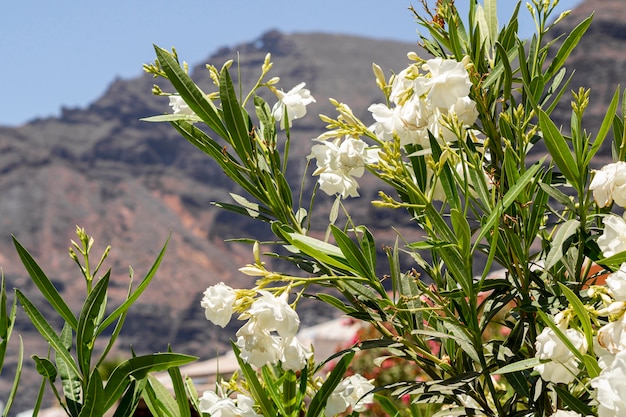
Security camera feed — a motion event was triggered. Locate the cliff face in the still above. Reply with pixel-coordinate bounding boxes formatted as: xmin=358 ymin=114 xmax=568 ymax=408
xmin=1 ymin=0 xmax=624 ymax=411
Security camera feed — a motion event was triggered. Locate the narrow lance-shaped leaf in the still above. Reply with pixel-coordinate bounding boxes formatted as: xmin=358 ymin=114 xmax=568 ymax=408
xmin=99 ymin=237 xmax=169 ymax=332
xmin=585 ymin=87 xmax=620 ymax=166
xmin=58 ymin=323 xmax=82 ymax=417
xmin=143 ymin=375 xmax=180 ymax=417
xmin=306 ymin=351 xmax=355 ymax=417
xmin=544 ymin=15 xmax=593 ymax=81
xmin=77 ymin=271 xmax=110 ymax=378
xmin=231 ymin=342 xmax=276 ymax=416
xmin=220 ymin=67 xmax=254 ymax=162
xmin=12 ymin=236 xmax=78 ymax=330
xmin=15 ymin=290 xmax=81 ymax=377
xmin=78 ymin=369 xmax=105 ymax=417
xmin=102 ymin=353 xmax=197 ymax=412
xmin=154 ymin=46 xmax=229 ymax=139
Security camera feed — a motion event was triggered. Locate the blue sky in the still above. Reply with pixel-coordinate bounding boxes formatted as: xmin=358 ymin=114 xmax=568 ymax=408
xmin=1 ymin=0 xmax=582 ymax=126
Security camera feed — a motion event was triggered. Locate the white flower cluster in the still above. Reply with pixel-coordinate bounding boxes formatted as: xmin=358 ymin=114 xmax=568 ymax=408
xmin=533 ymin=211 xmax=626 ymax=417
xmin=201 ymin=284 xmax=312 ymax=371
xmin=199 ymin=390 xmax=261 ymax=417
xmin=324 ymin=374 xmax=375 ymax=417
xmin=309 ymin=136 xmax=378 ymax=198
xmin=590 ymin=263 xmax=626 ymax=417
xmin=369 ymin=56 xmax=478 ymax=149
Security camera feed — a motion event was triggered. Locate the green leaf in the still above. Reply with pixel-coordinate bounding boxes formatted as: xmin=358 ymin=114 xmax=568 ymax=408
xmin=544 ymin=219 xmax=580 ymax=272
xmin=306 ymin=351 xmax=355 ymax=417
xmin=558 ymin=283 xmax=597 ymax=371
xmin=15 ymin=290 xmax=81 ymax=377
xmin=553 ymin=385 xmax=594 ymax=417
xmin=3 ymin=335 xmax=23 ymax=417
xmin=492 ymin=357 xmax=541 ymax=374
xmin=473 ymin=159 xmax=544 ymax=250
xmin=262 ymin=366 xmax=290 ymax=417
xmin=220 ymin=67 xmax=254 ymax=161
xmin=283 ymin=230 xmax=354 ymax=273
xmin=538 ymin=108 xmax=578 ymax=184
xmin=154 ymin=46 xmax=229 ymax=139
xmin=78 ymin=271 xmax=110 ymax=377
xmin=143 ymin=375 xmax=179 ymax=417
xmin=102 ymin=353 xmax=197 ymax=412
xmin=232 ymin=343 xmax=276 ymax=416
xmin=12 ymin=236 xmax=78 ymax=330
xmin=111 ymin=379 xmax=145 ymax=417
xmin=544 ymin=15 xmax=593 ymax=81
xmin=451 ymin=209 xmax=471 ymax=256
xmin=585 ymin=87 xmax=620 ymax=166
xmin=78 ymin=369 xmax=105 ymax=417
xmin=168 ymin=364 xmax=191 ymax=417
xmin=331 ymin=225 xmax=377 ymax=282
xmin=99 ymin=237 xmax=169 ymax=332
xmin=597 ymin=250 xmax=626 ymax=269
xmin=33 ymin=355 xmax=57 ymax=380
xmin=58 ymin=323 xmax=82 ymax=417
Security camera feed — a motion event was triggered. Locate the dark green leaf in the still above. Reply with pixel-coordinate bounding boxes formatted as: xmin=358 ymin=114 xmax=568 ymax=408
xmin=102 ymin=353 xmax=197 ymax=412
xmin=33 ymin=355 xmax=57 ymax=380
xmin=585 ymin=87 xmax=620 ymax=166
xmin=544 ymin=15 xmax=593 ymax=81
xmin=143 ymin=375 xmax=179 ymax=417
xmin=220 ymin=67 xmax=254 ymax=162
xmin=232 ymin=342 xmax=276 ymax=416
xmin=78 ymin=369 xmax=105 ymax=417
xmin=168 ymin=364 xmax=191 ymax=417
xmin=58 ymin=323 xmax=82 ymax=417
xmin=306 ymin=351 xmax=355 ymax=417
xmin=331 ymin=225 xmax=377 ymax=282
xmin=553 ymin=385 xmax=594 ymax=417
xmin=111 ymin=379 xmax=145 ymax=417
xmin=16 ymin=290 xmax=81 ymax=377
xmin=78 ymin=271 xmax=110 ymax=377
xmin=12 ymin=236 xmax=78 ymax=330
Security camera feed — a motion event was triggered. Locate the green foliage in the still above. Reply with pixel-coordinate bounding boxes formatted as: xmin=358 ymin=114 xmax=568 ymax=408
xmin=13 ymin=228 xmax=196 ymax=417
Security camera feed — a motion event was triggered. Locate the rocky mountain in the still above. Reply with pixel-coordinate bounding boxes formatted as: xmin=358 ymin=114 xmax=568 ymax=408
xmin=0 ymin=30 xmax=418 ymax=411
xmin=1 ymin=0 xmax=624 ymax=412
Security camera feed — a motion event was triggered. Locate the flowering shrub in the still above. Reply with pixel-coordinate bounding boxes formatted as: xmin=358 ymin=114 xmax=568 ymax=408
xmin=141 ymin=0 xmax=626 ymax=416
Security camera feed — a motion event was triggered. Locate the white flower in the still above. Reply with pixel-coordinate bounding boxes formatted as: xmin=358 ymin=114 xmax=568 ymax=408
xmin=324 ymin=374 xmax=375 ymax=417
xmin=591 ymin=349 xmax=626 ymax=417
xmin=168 ymin=95 xmax=196 ymax=116
xmin=597 ymin=314 xmax=626 ymax=362
xmin=310 ymin=136 xmax=377 ymax=199
xmin=597 ymin=214 xmax=626 ymax=258
xmin=280 ymin=336 xmax=313 ymax=371
xmin=606 ymin=263 xmax=626 ymax=301
xmin=550 ymin=411 xmax=585 ymax=417
xmin=272 ymin=82 xmax=315 ymax=129
xmin=236 ymin=394 xmax=262 ymax=417
xmin=422 ymin=57 xmax=472 ymax=109
xmin=199 ymin=391 xmax=261 ymax=417
xmin=199 ymin=390 xmax=221 ymax=413
xmin=590 ymin=161 xmax=626 ymax=208
xmin=236 ymin=322 xmax=282 ymax=368
xmin=200 ymin=283 xmax=236 ymax=328
xmin=244 ymin=291 xmax=300 ymax=337
xmin=534 ymin=325 xmax=587 ymax=384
